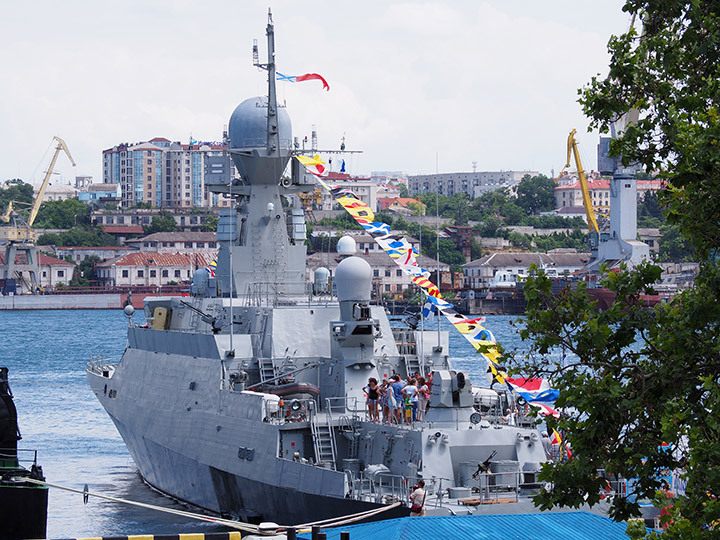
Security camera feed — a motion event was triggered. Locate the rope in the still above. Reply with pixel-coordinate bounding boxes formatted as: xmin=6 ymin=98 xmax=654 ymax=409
xmin=21 ymin=477 xmax=404 ymax=534
xmin=19 ymin=477 xmax=260 ymax=534
xmin=291 ymin=501 xmax=403 ymax=530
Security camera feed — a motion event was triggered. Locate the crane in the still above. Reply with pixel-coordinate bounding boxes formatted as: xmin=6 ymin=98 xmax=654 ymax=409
xmin=0 ymin=136 xmax=76 ymax=243
xmin=555 ymin=129 xmax=600 ymax=235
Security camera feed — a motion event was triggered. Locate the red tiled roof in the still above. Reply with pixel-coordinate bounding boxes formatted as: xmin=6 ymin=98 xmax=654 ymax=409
xmin=56 ymin=246 xmax=135 ymax=251
xmin=0 ymin=252 xmax=73 ymax=266
xmin=99 ymin=252 xmax=216 ymax=267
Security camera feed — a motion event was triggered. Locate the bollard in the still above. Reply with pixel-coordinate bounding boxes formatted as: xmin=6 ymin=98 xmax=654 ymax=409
xmin=340 ymin=532 xmax=350 ymax=540
xmin=311 ymin=525 xmax=321 ymax=540
xmin=286 ymin=527 xmax=297 ymax=540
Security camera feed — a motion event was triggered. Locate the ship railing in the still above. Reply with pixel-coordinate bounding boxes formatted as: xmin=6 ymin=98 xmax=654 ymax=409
xmin=324 ymin=396 xmax=360 ymax=417
xmin=453 ymin=471 xmax=520 ymax=506
xmin=346 ymin=471 xmax=413 ymax=504
xmin=242 ymin=281 xmax=309 ymax=307
xmin=0 ymin=448 xmax=40 ymax=469
xmin=87 ymin=353 xmax=119 ymax=377
xmin=269 ymin=398 xmax=316 ymax=425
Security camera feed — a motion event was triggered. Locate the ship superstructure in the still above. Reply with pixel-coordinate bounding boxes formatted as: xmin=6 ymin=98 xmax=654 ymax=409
xmin=88 ymin=13 xmax=552 ymax=525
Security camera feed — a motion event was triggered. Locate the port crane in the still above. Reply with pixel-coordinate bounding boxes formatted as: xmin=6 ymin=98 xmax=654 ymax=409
xmin=0 ymin=136 xmax=76 ymax=243
xmin=1 ymin=136 xmax=76 ymax=294
xmin=555 ymin=129 xmax=600 ymax=237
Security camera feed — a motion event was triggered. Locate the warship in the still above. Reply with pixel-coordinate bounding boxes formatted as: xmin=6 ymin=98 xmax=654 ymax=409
xmin=88 ymin=13 xmax=556 ymax=526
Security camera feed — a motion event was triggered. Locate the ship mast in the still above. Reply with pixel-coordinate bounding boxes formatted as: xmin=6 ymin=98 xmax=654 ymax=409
xmin=253 ymin=9 xmax=281 ymax=158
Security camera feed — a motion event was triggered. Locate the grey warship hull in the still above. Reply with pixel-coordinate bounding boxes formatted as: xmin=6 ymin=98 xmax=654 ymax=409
xmin=88 ymin=12 xmax=561 ymax=527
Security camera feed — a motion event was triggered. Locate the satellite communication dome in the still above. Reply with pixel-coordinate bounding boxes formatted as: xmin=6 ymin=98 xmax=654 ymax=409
xmin=335 ymin=256 xmax=372 ymax=302
xmin=336 ymin=236 xmax=357 ymax=256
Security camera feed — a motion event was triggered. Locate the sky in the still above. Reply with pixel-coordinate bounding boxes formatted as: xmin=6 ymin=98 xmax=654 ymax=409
xmin=0 ymin=0 xmax=632 ymax=187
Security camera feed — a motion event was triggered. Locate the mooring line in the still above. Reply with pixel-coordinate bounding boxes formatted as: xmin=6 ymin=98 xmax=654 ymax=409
xmin=20 ymin=477 xmax=405 ymax=536
xmin=20 ymin=478 xmax=260 ymax=534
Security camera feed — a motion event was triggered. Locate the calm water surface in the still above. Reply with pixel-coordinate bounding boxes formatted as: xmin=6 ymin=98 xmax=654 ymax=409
xmin=0 ymin=309 xmax=532 ymax=538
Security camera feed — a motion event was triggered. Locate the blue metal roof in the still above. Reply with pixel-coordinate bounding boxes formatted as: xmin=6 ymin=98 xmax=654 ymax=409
xmin=298 ymin=511 xmax=642 ymax=540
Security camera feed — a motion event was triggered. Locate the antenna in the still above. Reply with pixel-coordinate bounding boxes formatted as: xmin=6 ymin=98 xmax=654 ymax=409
xmin=472 ymin=161 xmax=477 ymax=173
xmin=252 ymin=39 xmax=259 ymax=67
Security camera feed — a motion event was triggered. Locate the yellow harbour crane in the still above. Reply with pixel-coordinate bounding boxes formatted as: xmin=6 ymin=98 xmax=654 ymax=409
xmin=0 ymin=136 xmax=76 ymax=243
xmin=1 ymin=136 xmax=75 ymax=295
xmin=555 ymin=129 xmax=600 ymax=235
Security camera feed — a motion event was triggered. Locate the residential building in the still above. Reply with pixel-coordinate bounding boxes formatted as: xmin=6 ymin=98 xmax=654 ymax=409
xmin=377 ymin=197 xmax=426 ymax=215
xmin=408 ymin=171 xmax=537 ymax=199
xmin=306 ymin=251 xmax=449 ymax=298
xmin=124 ymin=232 xmax=218 ymax=254
xmin=96 ymin=252 xmax=215 ymax=287
xmin=553 ymin=174 xmax=665 ymax=213
xmin=102 ymin=138 xmax=234 ymax=209
xmin=77 ymin=182 xmax=121 ymax=207
xmin=462 ymin=252 xmax=591 ymax=289
xmin=33 ymin=183 xmax=78 ymax=202
xmin=0 ymin=251 xmax=75 ymax=292
xmin=92 ymin=208 xmax=217 ymax=232
xmin=51 ymin=246 xmax=137 ymax=263
xmin=317 ymin=172 xmax=379 ymax=211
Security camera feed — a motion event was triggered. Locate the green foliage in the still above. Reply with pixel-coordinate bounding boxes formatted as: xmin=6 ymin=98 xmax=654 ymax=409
xmin=33 ymin=198 xmax=90 ymax=229
xmin=515 ymin=174 xmax=557 ymax=215
xmin=200 ymin=215 xmax=218 ymax=232
xmin=37 ymin=228 xmax=118 ymax=247
xmin=517 ymin=264 xmax=720 ymax=537
xmin=70 ymin=255 xmax=101 ymax=286
xmin=579 ymin=0 xmax=720 ymax=262
xmin=143 ymin=211 xmax=177 ymax=234
xmin=0 ymin=180 xmax=34 ymax=211
xmin=397 ymin=183 xmax=409 ymax=198
xmin=316 ymin=212 xmax=363 ymax=231
xmin=134 ymin=202 xmax=152 ymax=209
xmin=520 ymin=2 xmax=720 ymax=535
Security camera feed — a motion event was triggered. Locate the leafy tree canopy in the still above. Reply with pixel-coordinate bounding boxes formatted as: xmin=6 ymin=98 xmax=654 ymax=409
xmin=143 ymin=211 xmax=177 ymax=235
xmin=0 ymin=180 xmax=34 ymax=212
xmin=514 ymin=174 xmax=557 ymax=215
xmin=37 ymin=228 xmax=118 ymax=247
xmin=33 ymin=198 xmax=90 ymax=229
xmin=514 ymin=2 xmax=720 ymax=537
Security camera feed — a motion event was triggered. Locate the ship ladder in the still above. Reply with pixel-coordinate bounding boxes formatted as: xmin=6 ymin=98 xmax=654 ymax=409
xmin=311 ymin=413 xmax=337 ymax=470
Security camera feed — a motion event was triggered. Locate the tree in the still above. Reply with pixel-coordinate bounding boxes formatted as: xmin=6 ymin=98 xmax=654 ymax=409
xmin=200 ymin=215 xmax=218 ymax=232
xmin=70 ymin=255 xmax=101 ymax=286
xmin=37 ymin=228 xmax=118 ymax=247
xmin=514 ymin=2 xmax=720 ymax=537
xmin=143 ymin=211 xmax=177 ymax=234
xmin=515 ymin=174 xmax=557 ymax=215
xmin=0 ymin=180 xmax=34 ymax=211
xmin=33 ymin=199 xmax=91 ymax=229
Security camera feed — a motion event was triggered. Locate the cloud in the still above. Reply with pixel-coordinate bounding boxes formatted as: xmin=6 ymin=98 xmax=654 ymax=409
xmin=0 ymin=0 xmax=628 ymax=186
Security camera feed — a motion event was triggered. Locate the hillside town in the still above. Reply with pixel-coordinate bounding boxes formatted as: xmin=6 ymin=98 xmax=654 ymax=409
xmin=0 ymin=135 xmax=697 ymax=311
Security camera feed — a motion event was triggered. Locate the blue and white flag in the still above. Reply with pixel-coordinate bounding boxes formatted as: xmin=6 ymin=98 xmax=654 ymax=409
xmin=421 ymin=300 xmax=435 ymax=320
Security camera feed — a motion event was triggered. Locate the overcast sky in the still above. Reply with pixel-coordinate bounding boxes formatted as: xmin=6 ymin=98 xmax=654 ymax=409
xmin=0 ymin=0 xmax=631 ymax=187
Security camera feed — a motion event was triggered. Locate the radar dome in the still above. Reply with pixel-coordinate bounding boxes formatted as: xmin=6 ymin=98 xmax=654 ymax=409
xmin=228 ymin=96 xmax=292 ymax=152
xmin=336 ymin=235 xmax=357 ymax=256
xmin=335 ymin=256 xmax=372 ymax=302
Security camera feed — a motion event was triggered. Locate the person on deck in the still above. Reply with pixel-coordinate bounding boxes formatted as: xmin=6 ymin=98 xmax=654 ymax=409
xmin=416 ymin=376 xmax=429 ymax=421
xmin=409 ymin=479 xmax=427 ymax=517
xmin=364 ymin=378 xmax=380 ymax=422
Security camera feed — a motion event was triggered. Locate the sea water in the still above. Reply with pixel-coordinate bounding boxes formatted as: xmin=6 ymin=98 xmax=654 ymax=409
xmin=0 ymin=310 xmax=530 ymax=538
